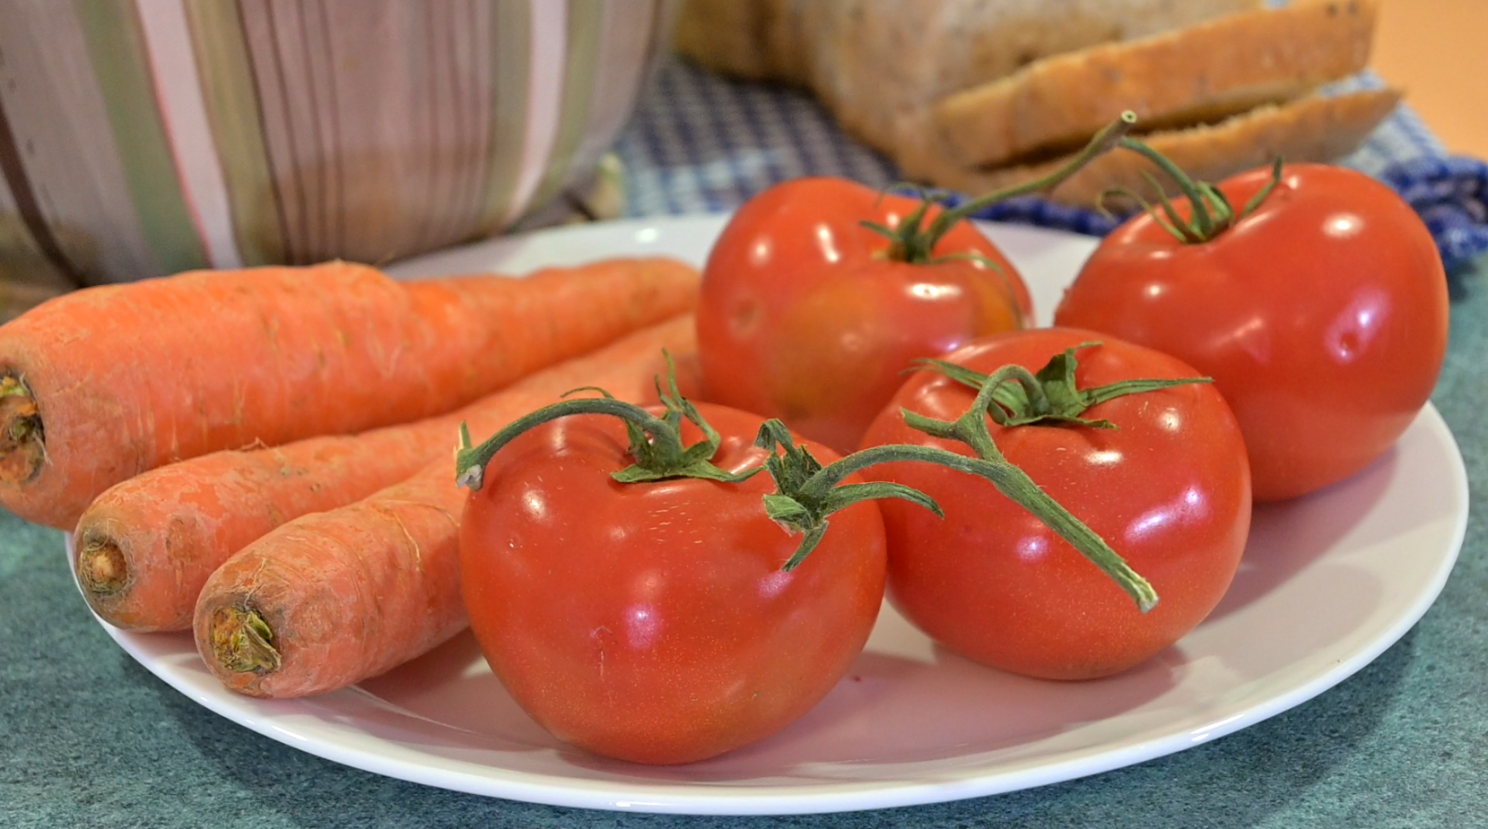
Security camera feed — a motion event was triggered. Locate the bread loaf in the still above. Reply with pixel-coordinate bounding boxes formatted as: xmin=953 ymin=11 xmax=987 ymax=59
xmin=933 ymin=0 xmax=1379 ymax=168
xmin=675 ymin=0 xmax=1400 ymax=210
xmin=901 ymin=88 xmax=1403 ymax=207
xmin=674 ymin=0 xmax=1267 ymax=155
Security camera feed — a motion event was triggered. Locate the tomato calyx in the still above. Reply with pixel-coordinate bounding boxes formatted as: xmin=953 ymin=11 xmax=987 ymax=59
xmin=754 ymin=420 xmax=944 ymax=570
xmin=452 ymin=357 xmax=944 ymax=573
xmin=454 ymin=360 xmax=760 ymax=492
xmin=1107 ymin=140 xmax=1284 ymax=244
xmin=886 ymin=346 xmax=1184 ymax=612
xmin=919 ymin=343 xmax=1211 ymax=429
xmin=758 ymin=345 xmax=1165 ymax=612
xmin=863 ymin=111 xmax=1140 ymax=264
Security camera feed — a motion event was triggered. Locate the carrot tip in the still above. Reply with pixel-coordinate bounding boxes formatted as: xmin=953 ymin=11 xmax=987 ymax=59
xmin=77 ymin=536 xmax=129 ymax=598
xmin=210 ymin=606 xmax=283 ymax=675
xmin=0 ymin=374 xmax=44 ymax=486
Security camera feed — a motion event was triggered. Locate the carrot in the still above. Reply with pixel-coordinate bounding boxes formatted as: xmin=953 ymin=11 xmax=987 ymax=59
xmin=0 ymin=257 xmax=699 ymax=530
xmin=191 ymin=315 xmax=697 ymax=698
xmin=73 ymin=312 xmax=702 ymax=633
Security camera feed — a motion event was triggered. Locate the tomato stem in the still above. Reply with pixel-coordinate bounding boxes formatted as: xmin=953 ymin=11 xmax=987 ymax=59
xmin=750 ymin=345 xmax=1191 ymax=602
xmin=455 ymin=354 xmax=759 ymax=491
xmin=754 ymin=346 xmax=1165 ymax=612
xmin=866 ymin=112 xmax=1138 ymax=264
xmin=754 ymin=420 xmax=947 ymax=570
xmin=895 ymin=344 xmax=1218 ymax=612
xmin=1112 ymin=140 xmax=1286 ymax=244
xmin=927 ymin=112 xmax=1139 ymax=241
xmin=903 ymin=426 xmax=1157 ymax=610
xmin=921 ymin=343 xmax=1210 ymax=428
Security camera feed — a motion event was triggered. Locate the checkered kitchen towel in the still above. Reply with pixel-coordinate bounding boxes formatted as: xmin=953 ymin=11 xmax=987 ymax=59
xmin=615 ymin=56 xmax=1488 ymax=268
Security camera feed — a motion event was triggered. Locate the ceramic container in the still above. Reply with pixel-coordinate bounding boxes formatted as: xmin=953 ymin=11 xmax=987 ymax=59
xmin=0 ymin=0 xmax=673 ymax=294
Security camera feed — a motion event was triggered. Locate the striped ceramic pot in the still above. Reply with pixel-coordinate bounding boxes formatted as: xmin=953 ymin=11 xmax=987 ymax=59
xmin=0 ymin=0 xmax=673 ymax=302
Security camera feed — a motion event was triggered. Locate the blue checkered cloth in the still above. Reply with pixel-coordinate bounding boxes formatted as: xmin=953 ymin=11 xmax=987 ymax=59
xmin=615 ymin=56 xmax=1488 ymax=268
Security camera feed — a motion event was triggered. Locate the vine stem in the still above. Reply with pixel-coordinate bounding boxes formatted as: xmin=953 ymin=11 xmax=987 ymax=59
xmin=1112 ymin=139 xmax=1286 ymax=244
xmin=870 ymin=111 xmax=1139 ymax=263
xmin=900 ymin=368 xmax=1159 ymax=612
xmin=456 ymin=397 xmax=678 ymax=491
xmin=756 ymin=354 xmax=1159 ymax=611
xmin=450 ymin=353 xmax=1159 ymax=610
xmin=923 ymin=112 xmax=1139 ymax=245
xmin=456 ymin=358 xmax=758 ymax=492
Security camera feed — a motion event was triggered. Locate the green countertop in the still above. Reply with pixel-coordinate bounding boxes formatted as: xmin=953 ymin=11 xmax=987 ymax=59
xmin=3 ymin=261 xmax=1485 ymax=829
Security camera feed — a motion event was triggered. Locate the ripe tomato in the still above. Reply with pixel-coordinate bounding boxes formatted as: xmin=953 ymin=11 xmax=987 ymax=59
xmin=458 ymin=401 xmax=886 ymax=765
xmin=697 ymin=176 xmax=1033 ymax=455
xmin=859 ymin=328 xmax=1251 ymax=680
xmin=1055 ymin=162 xmax=1450 ymax=501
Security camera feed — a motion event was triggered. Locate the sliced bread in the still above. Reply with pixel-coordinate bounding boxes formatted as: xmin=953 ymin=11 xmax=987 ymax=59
xmin=932 ymin=0 xmax=1380 ymax=168
xmin=673 ymin=0 xmax=1269 ymax=155
xmin=900 ymin=88 xmax=1403 ymax=207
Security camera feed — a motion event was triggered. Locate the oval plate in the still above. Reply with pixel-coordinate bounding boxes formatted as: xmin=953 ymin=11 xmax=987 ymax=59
xmin=72 ymin=216 xmax=1470 ymax=816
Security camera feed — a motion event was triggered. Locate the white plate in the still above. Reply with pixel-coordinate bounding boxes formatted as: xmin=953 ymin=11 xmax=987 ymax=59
xmin=77 ymin=216 xmax=1470 ymax=816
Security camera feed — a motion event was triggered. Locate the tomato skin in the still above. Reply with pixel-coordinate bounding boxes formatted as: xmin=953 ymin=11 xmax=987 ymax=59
xmin=458 ymin=403 xmax=886 ymax=765
xmin=859 ymin=329 xmax=1251 ymax=680
xmin=1055 ymin=163 xmax=1450 ymax=501
xmin=698 ymin=176 xmax=1033 ymax=455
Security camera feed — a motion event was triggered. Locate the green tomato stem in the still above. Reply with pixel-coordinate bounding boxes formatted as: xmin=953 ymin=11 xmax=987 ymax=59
xmin=455 ymin=355 xmax=755 ymax=491
xmin=895 ymin=345 xmax=1220 ymax=612
xmin=754 ymin=350 xmax=1160 ymax=611
xmin=923 ymin=111 xmax=1140 ymax=245
xmin=922 ymin=343 xmax=1210 ymax=428
xmin=868 ymin=112 xmax=1139 ymax=264
xmin=1113 ymin=139 xmax=1286 ymax=244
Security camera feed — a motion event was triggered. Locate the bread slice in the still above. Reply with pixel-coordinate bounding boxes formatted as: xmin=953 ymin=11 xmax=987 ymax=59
xmin=933 ymin=0 xmax=1380 ymax=168
xmin=672 ymin=0 xmax=1268 ymax=155
xmin=899 ymin=88 xmax=1402 ymax=207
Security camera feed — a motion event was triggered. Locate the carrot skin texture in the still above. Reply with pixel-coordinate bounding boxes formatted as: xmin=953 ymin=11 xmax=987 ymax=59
xmin=76 ymin=315 xmax=701 ymax=633
xmin=76 ymin=431 xmax=450 ymax=633
xmin=192 ymin=315 xmax=698 ymax=698
xmin=0 ymin=257 xmax=700 ymax=530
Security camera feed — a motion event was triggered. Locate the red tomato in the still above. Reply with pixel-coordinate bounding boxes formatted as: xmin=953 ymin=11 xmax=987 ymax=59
xmin=697 ymin=177 xmax=1033 ymax=455
xmin=1055 ymin=163 xmax=1450 ymax=501
xmin=458 ymin=402 xmax=886 ymax=765
xmin=859 ymin=329 xmax=1251 ymax=680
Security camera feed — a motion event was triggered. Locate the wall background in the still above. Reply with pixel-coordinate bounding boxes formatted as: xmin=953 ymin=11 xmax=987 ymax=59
xmin=1373 ymin=0 xmax=1487 ymax=158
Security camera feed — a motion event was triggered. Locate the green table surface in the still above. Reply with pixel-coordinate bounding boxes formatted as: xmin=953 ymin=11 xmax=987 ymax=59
xmin=3 ymin=256 xmax=1485 ymax=829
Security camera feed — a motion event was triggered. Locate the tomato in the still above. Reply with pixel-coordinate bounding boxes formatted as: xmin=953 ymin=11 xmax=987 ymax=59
xmin=697 ymin=176 xmax=1033 ymax=455
xmin=457 ymin=401 xmax=886 ymax=765
xmin=1055 ymin=162 xmax=1450 ymax=501
xmin=859 ymin=328 xmax=1251 ymax=680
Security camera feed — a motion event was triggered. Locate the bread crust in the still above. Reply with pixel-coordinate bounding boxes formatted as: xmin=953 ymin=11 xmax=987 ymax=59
xmin=674 ymin=0 xmax=1399 ymax=211
xmin=901 ymin=89 xmax=1403 ymax=207
xmin=673 ymin=0 xmax=1268 ymax=154
xmin=933 ymin=0 xmax=1380 ymax=167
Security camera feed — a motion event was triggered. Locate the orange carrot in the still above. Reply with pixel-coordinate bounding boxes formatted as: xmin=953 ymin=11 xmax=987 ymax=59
xmin=0 ymin=257 xmax=699 ymax=530
xmin=74 ymin=313 xmax=700 ymax=633
xmin=192 ymin=315 xmax=697 ymax=699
